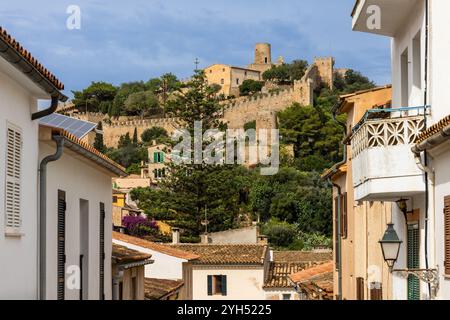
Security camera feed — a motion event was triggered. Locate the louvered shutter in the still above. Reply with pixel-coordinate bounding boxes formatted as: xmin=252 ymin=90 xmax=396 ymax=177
xmin=370 ymin=283 xmax=382 ymax=300
xmin=207 ymin=276 xmax=213 ymax=296
xmin=57 ymin=190 xmax=66 ymax=300
xmin=221 ymin=275 xmax=227 ymax=296
xmin=341 ymin=193 xmax=348 ymax=239
xmin=407 ymin=223 xmax=420 ymax=300
xmin=160 ymin=152 xmax=164 ymax=163
xmin=99 ymin=202 xmax=105 ymax=300
xmin=5 ymin=125 xmax=22 ymax=232
xmin=334 ymin=197 xmax=340 ymax=266
xmin=153 ymin=152 xmax=158 ymax=163
xmin=356 ymin=277 xmax=365 ymax=300
xmin=445 ymin=196 xmax=450 ymax=275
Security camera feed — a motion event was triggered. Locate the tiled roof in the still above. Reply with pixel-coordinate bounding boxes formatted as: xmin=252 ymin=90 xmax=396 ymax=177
xmin=289 ymin=261 xmax=334 ymax=283
xmin=0 ymin=26 xmax=64 ymax=90
xmin=144 ymin=278 xmax=184 ymax=300
xmin=273 ymin=251 xmax=333 ymax=263
xmin=112 ymin=244 xmax=151 ymax=264
xmin=416 ymin=114 xmax=450 ymax=144
xmin=264 ymin=251 xmax=333 ymax=288
xmin=45 ymin=126 xmax=127 ymax=176
xmin=170 ymin=244 xmax=268 ymax=265
xmin=112 ymin=232 xmax=200 ymax=261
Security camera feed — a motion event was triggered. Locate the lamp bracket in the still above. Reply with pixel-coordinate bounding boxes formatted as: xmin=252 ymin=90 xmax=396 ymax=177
xmin=392 ymin=267 xmax=439 ymax=298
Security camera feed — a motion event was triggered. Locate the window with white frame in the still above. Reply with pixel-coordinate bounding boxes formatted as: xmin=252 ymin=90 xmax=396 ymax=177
xmin=5 ymin=123 xmax=22 ymax=234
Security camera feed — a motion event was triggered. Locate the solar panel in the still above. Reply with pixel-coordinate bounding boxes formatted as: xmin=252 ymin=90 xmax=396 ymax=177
xmin=39 ymin=113 xmax=98 ymax=139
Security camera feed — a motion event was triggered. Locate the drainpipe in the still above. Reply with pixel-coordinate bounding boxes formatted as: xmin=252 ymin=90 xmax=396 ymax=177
xmin=325 ymin=106 xmax=347 ymax=300
xmin=38 ymin=135 xmax=64 ymax=300
xmin=32 ymin=96 xmax=60 ymax=121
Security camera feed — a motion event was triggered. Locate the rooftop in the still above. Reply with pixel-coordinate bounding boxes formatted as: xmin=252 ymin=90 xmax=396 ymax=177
xmin=272 ymin=251 xmax=332 ymax=263
xmin=112 ymin=232 xmax=200 ymax=261
xmin=170 ymin=244 xmax=268 ymax=265
xmin=0 ymin=26 xmax=66 ymax=100
xmin=289 ymin=261 xmax=334 ymax=284
xmin=289 ymin=261 xmax=334 ymax=299
xmin=416 ymin=114 xmax=450 ymax=144
xmin=144 ymin=278 xmax=184 ymax=300
xmin=112 ymin=244 xmax=152 ymax=264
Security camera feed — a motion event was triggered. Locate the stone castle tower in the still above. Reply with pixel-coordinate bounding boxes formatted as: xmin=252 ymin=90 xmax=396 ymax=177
xmin=248 ymin=43 xmax=274 ymax=74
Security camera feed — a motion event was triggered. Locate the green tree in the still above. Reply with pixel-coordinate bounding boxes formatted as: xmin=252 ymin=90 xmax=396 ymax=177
xmin=141 ymin=127 xmax=169 ymax=144
xmin=72 ymin=82 xmax=117 ymax=112
xmin=239 ymin=80 xmax=264 ymax=96
xmin=124 ymin=90 xmax=160 ymax=118
xmin=132 ymin=127 xmax=138 ymax=146
xmin=262 ymin=60 xmax=308 ymax=84
xmin=111 ymin=81 xmax=148 ymax=117
xmin=93 ymin=122 xmax=106 ymax=153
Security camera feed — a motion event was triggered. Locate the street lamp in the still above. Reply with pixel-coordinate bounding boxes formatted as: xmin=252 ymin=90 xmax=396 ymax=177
xmin=379 ymin=223 xmax=440 ymax=299
xmin=379 ymin=223 xmax=402 ymax=271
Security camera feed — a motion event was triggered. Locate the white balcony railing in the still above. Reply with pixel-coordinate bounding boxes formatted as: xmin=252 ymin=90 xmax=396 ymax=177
xmin=351 ymin=107 xmax=428 ymax=201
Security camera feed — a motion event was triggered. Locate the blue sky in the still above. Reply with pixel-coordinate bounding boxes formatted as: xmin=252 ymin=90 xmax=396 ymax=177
xmin=1 ymin=0 xmax=391 ymax=98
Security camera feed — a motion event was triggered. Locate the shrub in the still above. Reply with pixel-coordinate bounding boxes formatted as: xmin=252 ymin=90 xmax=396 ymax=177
xmin=261 ymin=219 xmax=297 ymax=248
xmin=122 ymin=216 xmax=159 ymax=237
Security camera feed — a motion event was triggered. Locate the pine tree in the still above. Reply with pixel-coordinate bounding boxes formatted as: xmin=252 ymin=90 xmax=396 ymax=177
xmin=132 ymin=127 xmax=138 ymax=146
xmin=93 ymin=122 xmax=106 ymax=153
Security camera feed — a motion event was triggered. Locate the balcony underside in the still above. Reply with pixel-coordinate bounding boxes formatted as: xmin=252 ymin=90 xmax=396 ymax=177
xmin=352 ymin=0 xmax=420 ymax=37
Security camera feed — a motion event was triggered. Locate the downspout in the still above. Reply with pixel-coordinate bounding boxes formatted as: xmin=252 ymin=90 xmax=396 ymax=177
xmin=327 ymin=106 xmax=348 ymax=300
xmin=32 ymin=95 xmax=59 ymax=121
xmin=39 ymin=135 xmax=64 ymax=300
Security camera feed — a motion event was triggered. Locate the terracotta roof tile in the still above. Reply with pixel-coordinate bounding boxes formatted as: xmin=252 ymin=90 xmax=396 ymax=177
xmin=144 ymin=278 xmax=184 ymax=300
xmin=0 ymin=26 xmax=64 ymax=90
xmin=43 ymin=125 xmax=127 ymax=176
xmin=289 ymin=261 xmax=334 ymax=283
xmin=112 ymin=244 xmax=151 ymax=264
xmin=416 ymin=114 xmax=450 ymax=144
xmin=170 ymin=244 xmax=268 ymax=265
xmin=112 ymin=232 xmax=200 ymax=261
xmin=264 ymin=251 xmax=333 ymax=288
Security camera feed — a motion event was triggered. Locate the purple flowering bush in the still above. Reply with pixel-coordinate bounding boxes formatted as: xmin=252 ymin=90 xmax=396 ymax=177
xmin=122 ymin=215 xmax=159 ymax=237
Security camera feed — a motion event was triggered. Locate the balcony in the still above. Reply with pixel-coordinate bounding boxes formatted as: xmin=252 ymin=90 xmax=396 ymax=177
xmin=351 ymin=0 xmax=420 ymax=37
xmin=351 ymin=107 xmax=429 ymax=202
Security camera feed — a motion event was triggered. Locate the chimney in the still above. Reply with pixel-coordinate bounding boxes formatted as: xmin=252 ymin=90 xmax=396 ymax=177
xmin=258 ymin=235 xmax=268 ymax=245
xmin=200 ymin=233 xmax=210 ymax=244
xmin=172 ymin=227 xmax=180 ymax=244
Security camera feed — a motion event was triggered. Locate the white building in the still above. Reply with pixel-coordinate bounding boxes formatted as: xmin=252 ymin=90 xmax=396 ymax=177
xmin=351 ymin=0 xmax=450 ymax=299
xmin=0 ymin=26 xmax=126 ymax=300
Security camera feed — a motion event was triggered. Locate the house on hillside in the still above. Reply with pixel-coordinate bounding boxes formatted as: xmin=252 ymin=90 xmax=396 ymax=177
xmin=263 ymin=251 xmax=333 ymax=300
xmin=322 ymin=86 xmax=394 ymax=300
xmin=111 ymin=244 xmax=153 ymax=300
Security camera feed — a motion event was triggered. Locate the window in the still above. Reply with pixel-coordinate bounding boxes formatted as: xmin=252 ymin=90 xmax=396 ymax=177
xmin=334 ymin=196 xmax=340 ymax=267
xmin=340 ymin=193 xmax=348 ymax=239
xmin=207 ymin=275 xmax=227 ymax=296
xmin=221 ymin=79 xmax=224 ymax=85
xmin=445 ymin=196 xmax=450 ymax=275
xmin=413 ymin=31 xmax=422 ymax=90
xmin=264 ymin=57 xmax=268 ymax=64
xmin=282 ymin=294 xmax=291 ymax=300
xmin=112 ymin=196 xmax=118 ymax=203
xmin=407 ymin=223 xmax=420 ymax=300
xmin=401 ymin=48 xmax=409 ymax=107
xmin=5 ymin=124 xmax=22 ymax=234
xmin=153 ymin=169 xmax=166 ymax=179
xmin=153 ymin=152 xmax=164 ymax=164
xmin=236 ymin=78 xmax=240 ymax=85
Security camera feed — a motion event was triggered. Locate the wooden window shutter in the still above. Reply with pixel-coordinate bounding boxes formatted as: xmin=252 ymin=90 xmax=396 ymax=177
xmin=407 ymin=223 xmax=420 ymax=300
xmin=334 ymin=197 xmax=340 ymax=266
xmin=57 ymin=190 xmax=66 ymax=300
xmin=370 ymin=283 xmax=382 ymax=300
xmin=356 ymin=277 xmax=365 ymax=300
xmin=99 ymin=202 xmax=105 ymax=300
xmin=207 ymin=275 xmax=213 ymax=296
xmin=341 ymin=193 xmax=348 ymax=239
xmin=153 ymin=152 xmax=158 ymax=163
xmin=221 ymin=275 xmax=227 ymax=296
xmin=444 ymin=196 xmax=450 ymax=275
xmin=5 ymin=125 xmax=22 ymax=232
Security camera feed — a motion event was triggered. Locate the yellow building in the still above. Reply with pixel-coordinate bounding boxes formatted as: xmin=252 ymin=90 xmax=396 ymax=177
xmin=205 ymin=64 xmax=261 ymax=97
xmin=323 ymin=86 xmax=395 ymax=300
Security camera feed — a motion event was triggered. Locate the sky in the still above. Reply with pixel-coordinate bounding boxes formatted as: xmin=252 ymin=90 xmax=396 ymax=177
xmin=1 ymin=0 xmax=391 ymax=98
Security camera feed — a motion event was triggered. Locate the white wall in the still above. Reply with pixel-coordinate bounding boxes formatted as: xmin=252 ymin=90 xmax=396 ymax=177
xmin=0 ymin=68 xmax=39 ymax=299
xmin=192 ymin=266 xmax=266 ymax=300
xmin=39 ymin=143 xmax=113 ymax=300
xmin=432 ymin=146 xmax=450 ymax=299
xmin=112 ymin=239 xmax=186 ymax=280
